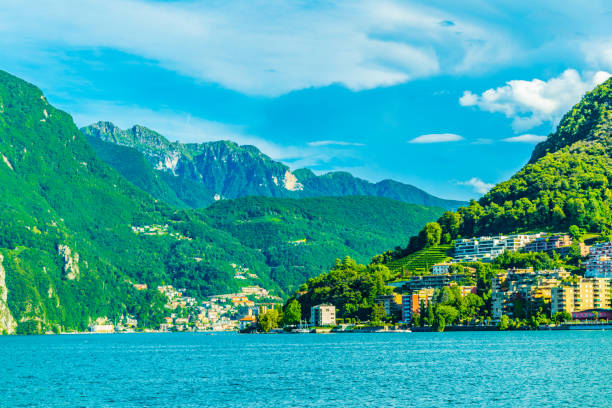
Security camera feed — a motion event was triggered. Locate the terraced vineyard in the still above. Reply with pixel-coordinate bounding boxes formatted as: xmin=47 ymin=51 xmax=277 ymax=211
xmin=385 ymin=244 xmax=453 ymax=276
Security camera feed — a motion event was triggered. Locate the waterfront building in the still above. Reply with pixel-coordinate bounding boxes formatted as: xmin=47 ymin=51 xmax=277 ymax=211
xmin=401 ymin=284 xmax=476 ymax=323
xmin=550 ymin=276 xmax=612 ymax=315
xmin=89 ymin=324 xmax=115 ymax=333
xmin=310 ymin=304 xmax=336 ymax=326
xmin=491 ymin=269 xmax=570 ymax=321
xmin=375 ymin=294 xmax=402 ymax=317
xmin=571 ymin=308 xmax=612 ymax=321
xmin=402 ymin=288 xmax=435 ymax=323
xmin=453 ymin=233 xmax=542 ymax=262
xmin=239 ymin=315 xmax=257 ymax=330
xmin=584 ymin=242 xmax=612 ymax=278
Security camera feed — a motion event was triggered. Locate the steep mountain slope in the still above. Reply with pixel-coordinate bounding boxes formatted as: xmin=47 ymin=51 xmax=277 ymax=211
xmin=0 ymin=70 xmax=445 ymax=333
xmin=0 ymin=70 xmax=278 ymax=333
xmin=85 ymin=135 xmax=213 ymax=208
xmin=388 ymin=77 xmax=612 ymax=262
xmin=201 ymin=196 xmax=444 ymax=290
xmin=82 ymin=122 xmax=466 ymax=210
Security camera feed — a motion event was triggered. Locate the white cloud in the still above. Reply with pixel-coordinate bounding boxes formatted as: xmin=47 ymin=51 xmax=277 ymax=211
xmin=307 ymin=140 xmax=365 ymax=147
xmin=502 ymin=134 xmax=547 ymax=143
xmin=459 ymin=69 xmax=611 ymax=131
xmin=408 ymin=133 xmax=464 ymax=144
xmin=0 ymin=0 xmax=519 ymax=96
xmin=472 ymin=137 xmax=495 ymax=144
xmin=582 ymin=39 xmax=612 ymax=72
xmin=459 ymin=177 xmax=494 ymax=195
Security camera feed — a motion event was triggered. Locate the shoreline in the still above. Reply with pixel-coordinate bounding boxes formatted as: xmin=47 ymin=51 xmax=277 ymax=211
xmin=4 ymin=322 xmax=612 ymax=336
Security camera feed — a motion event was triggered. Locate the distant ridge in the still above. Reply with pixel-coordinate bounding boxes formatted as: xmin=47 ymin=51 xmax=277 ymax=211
xmin=82 ymin=121 xmax=466 ymax=210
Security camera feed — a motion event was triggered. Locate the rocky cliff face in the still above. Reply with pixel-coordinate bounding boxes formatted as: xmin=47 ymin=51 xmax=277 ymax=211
xmin=0 ymin=255 xmax=17 ymax=334
xmin=82 ymin=122 xmax=466 ymax=210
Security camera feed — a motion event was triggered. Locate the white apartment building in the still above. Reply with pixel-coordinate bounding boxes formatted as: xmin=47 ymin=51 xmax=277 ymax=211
xmin=453 ymin=233 xmax=542 ymax=262
xmin=310 ymin=304 xmax=337 ymax=326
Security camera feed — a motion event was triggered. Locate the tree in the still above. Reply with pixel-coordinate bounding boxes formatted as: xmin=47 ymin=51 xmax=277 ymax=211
xmin=498 ymin=315 xmax=510 ymax=331
xmin=568 ymin=225 xmax=583 ymax=242
xmin=426 ymin=302 xmax=435 ymax=326
xmin=370 ymin=303 xmax=386 ymax=324
xmin=257 ymin=309 xmax=280 ymax=333
xmin=412 ymin=312 xmax=421 ymax=327
xmin=436 ymin=305 xmax=459 ymax=326
xmin=283 ymin=299 xmax=301 ymax=326
xmin=419 ymin=222 xmax=442 ymax=247
xmin=552 ymin=311 xmax=571 ymax=324
xmin=434 ymin=315 xmax=446 ymax=332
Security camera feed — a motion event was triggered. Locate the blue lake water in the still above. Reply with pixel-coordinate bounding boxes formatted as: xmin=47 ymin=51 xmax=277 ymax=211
xmin=0 ymin=331 xmax=611 ymax=407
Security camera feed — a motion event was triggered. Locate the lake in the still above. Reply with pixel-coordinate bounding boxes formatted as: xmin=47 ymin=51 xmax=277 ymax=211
xmin=0 ymin=331 xmax=610 ymax=407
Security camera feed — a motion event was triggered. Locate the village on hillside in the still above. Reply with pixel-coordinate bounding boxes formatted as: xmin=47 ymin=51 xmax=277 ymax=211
xmin=89 ymin=231 xmax=612 ymax=334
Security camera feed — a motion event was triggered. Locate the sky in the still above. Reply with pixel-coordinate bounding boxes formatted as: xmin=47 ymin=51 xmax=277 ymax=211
xmin=1 ymin=0 xmax=612 ymax=200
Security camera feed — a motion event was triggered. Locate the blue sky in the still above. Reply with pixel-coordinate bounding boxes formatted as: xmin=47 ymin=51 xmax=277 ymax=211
xmin=1 ymin=0 xmax=612 ymax=200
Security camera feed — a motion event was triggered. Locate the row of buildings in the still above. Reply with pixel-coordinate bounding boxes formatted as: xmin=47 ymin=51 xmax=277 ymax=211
xmin=490 ymin=268 xmax=611 ymax=321
xmin=451 ymin=232 xmax=590 ymax=264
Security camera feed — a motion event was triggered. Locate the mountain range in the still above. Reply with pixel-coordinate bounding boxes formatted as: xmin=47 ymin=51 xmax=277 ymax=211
xmin=81 ymin=121 xmax=466 ymax=210
xmin=0 ymin=69 xmax=444 ymax=334
xmin=2 ymin=68 xmax=610 ymax=335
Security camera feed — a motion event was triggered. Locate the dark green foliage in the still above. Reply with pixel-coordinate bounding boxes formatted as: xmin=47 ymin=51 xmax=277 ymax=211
xmin=0 ymin=70 xmax=448 ymax=333
xmin=493 ymin=250 xmax=562 ymax=271
xmin=282 ymin=299 xmax=301 ymax=325
xmin=287 ymin=257 xmax=393 ymax=322
xmin=203 ymin=195 xmax=444 ymax=291
xmin=426 ymin=285 xmax=486 ymax=331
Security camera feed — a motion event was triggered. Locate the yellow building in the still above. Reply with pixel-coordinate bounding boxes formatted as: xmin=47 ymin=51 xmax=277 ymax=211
xmin=491 ymin=269 xmax=570 ymax=321
xmin=551 ymin=277 xmax=612 ymax=315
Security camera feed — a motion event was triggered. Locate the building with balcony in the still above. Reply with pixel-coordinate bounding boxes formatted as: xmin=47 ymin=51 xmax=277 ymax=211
xmin=432 ymin=263 xmax=452 ymax=275
xmin=402 ymin=274 xmax=465 ymax=292
xmin=310 ymin=304 xmax=336 ymax=326
xmin=585 ymin=242 xmax=612 ymax=278
xmin=491 ymin=268 xmax=570 ymax=321
xmin=453 ymin=233 xmax=542 ymax=262
xmin=523 ymin=234 xmax=571 ymax=253
xmin=551 ymin=276 xmax=612 ymax=315
xmin=402 ymin=288 xmax=435 ymax=323
xmin=571 ymin=308 xmax=612 ymax=321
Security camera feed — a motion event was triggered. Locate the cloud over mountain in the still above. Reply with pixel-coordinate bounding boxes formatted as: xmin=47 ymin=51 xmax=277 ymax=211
xmin=459 ymin=69 xmax=611 ymax=131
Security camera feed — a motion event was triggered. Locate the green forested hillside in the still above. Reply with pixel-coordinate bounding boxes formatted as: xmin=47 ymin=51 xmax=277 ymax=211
xmin=202 ymin=196 xmax=444 ymax=290
xmin=286 ymin=78 xmax=612 ymax=319
xmin=0 ymin=70 xmax=280 ymax=333
xmin=394 ymin=77 xmax=612 ymax=259
xmin=0 ymin=70 xmax=444 ymax=334
xmin=85 ymin=135 xmax=214 ymax=208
